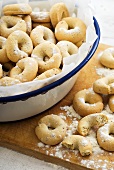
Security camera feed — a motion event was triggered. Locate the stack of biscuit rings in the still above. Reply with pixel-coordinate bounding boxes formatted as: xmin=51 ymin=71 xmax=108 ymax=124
xmin=35 ymin=114 xmax=67 ymax=145
xmin=73 ymin=89 xmax=104 ymax=117
xmin=94 ymin=47 xmax=114 ymax=151
xmin=0 ymin=2 xmax=87 ymax=87
xmin=96 ymin=47 xmax=114 ymax=113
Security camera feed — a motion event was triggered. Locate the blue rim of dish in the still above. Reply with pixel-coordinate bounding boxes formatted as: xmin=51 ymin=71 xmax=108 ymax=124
xmin=0 ymin=17 xmax=100 ymax=103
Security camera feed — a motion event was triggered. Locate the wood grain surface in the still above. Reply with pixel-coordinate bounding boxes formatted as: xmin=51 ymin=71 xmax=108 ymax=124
xmin=0 ymin=44 xmax=114 ymax=170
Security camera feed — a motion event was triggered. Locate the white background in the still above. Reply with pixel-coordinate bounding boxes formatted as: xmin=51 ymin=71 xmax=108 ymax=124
xmin=0 ymin=0 xmax=114 ymax=169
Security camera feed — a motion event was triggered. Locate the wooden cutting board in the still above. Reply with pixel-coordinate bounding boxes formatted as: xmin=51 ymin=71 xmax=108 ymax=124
xmin=0 ymin=44 xmax=114 ymax=170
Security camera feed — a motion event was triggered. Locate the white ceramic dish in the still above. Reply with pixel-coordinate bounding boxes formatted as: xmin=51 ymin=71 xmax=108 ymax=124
xmin=0 ymin=1 xmax=100 ymax=122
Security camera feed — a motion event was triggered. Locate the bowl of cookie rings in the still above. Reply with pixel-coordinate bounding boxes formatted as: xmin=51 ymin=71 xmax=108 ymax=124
xmin=0 ymin=0 xmax=100 ymax=121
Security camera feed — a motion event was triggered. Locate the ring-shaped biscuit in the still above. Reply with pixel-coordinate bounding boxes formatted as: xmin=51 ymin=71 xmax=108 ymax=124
xmin=93 ymin=75 xmax=114 ymax=95
xmin=55 ymin=17 xmax=86 ymax=44
xmin=50 ymin=3 xmax=69 ymax=28
xmin=35 ymin=114 xmax=67 ymax=145
xmin=76 ymin=35 xmax=86 ymax=47
xmin=0 ymin=36 xmax=9 ymax=63
xmin=99 ymin=48 xmax=114 ymax=68
xmin=31 ymin=42 xmax=62 ymax=73
xmin=56 ymin=40 xmax=78 ymax=59
xmin=62 ymin=135 xmax=92 ymax=156
xmin=23 ymin=15 xmax=32 ymax=35
xmin=6 ymin=30 xmax=33 ymax=63
xmin=30 ymin=25 xmax=56 ymax=47
xmin=3 ymin=4 xmax=32 ymax=15
xmin=97 ymin=122 xmax=114 ymax=151
xmin=30 ymin=12 xmax=50 ymax=23
xmin=0 ymin=16 xmax=26 ymax=38
xmin=77 ymin=113 xmax=108 ymax=136
xmin=34 ymin=68 xmax=61 ymax=80
xmin=73 ymin=89 xmax=103 ymax=117
xmin=10 ymin=57 xmax=38 ymax=82
xmin=32 ymin=22 xmax=53 ymax=30
xmin=0 ymin=77 xmax=21 ymax=86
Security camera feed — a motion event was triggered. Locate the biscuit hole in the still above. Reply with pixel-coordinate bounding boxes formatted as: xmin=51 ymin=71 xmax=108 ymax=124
xmin=44 ymin=56 xmax=49 ymax=62
xmin=2 ymin=66 xmax=9 ymax=72
xmin=68 ymin=26 xmax=73 ymax=30
xmin=48 ymin=127 xmax=55 ymax=130
xmin=85 ymin=101 xmax=90 ymax=104
xmin=43 ymin=35 xmax=47 ymax=40
xmin=7 ymin=24 xmax=14 ymax=28
xmin=18 ymin=43 xmax=23 ymax=50
xmin=20 ymin=69 xmax=24 ymax=73
xmin=109 ymin=133 xmax=114 ymax=137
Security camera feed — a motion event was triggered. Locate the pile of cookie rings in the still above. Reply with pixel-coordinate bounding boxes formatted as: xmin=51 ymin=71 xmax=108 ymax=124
xmin=35 ymin=47 xmax=114 ymax=156
xmin=0 ymin=2 xmax=86 ymax=86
